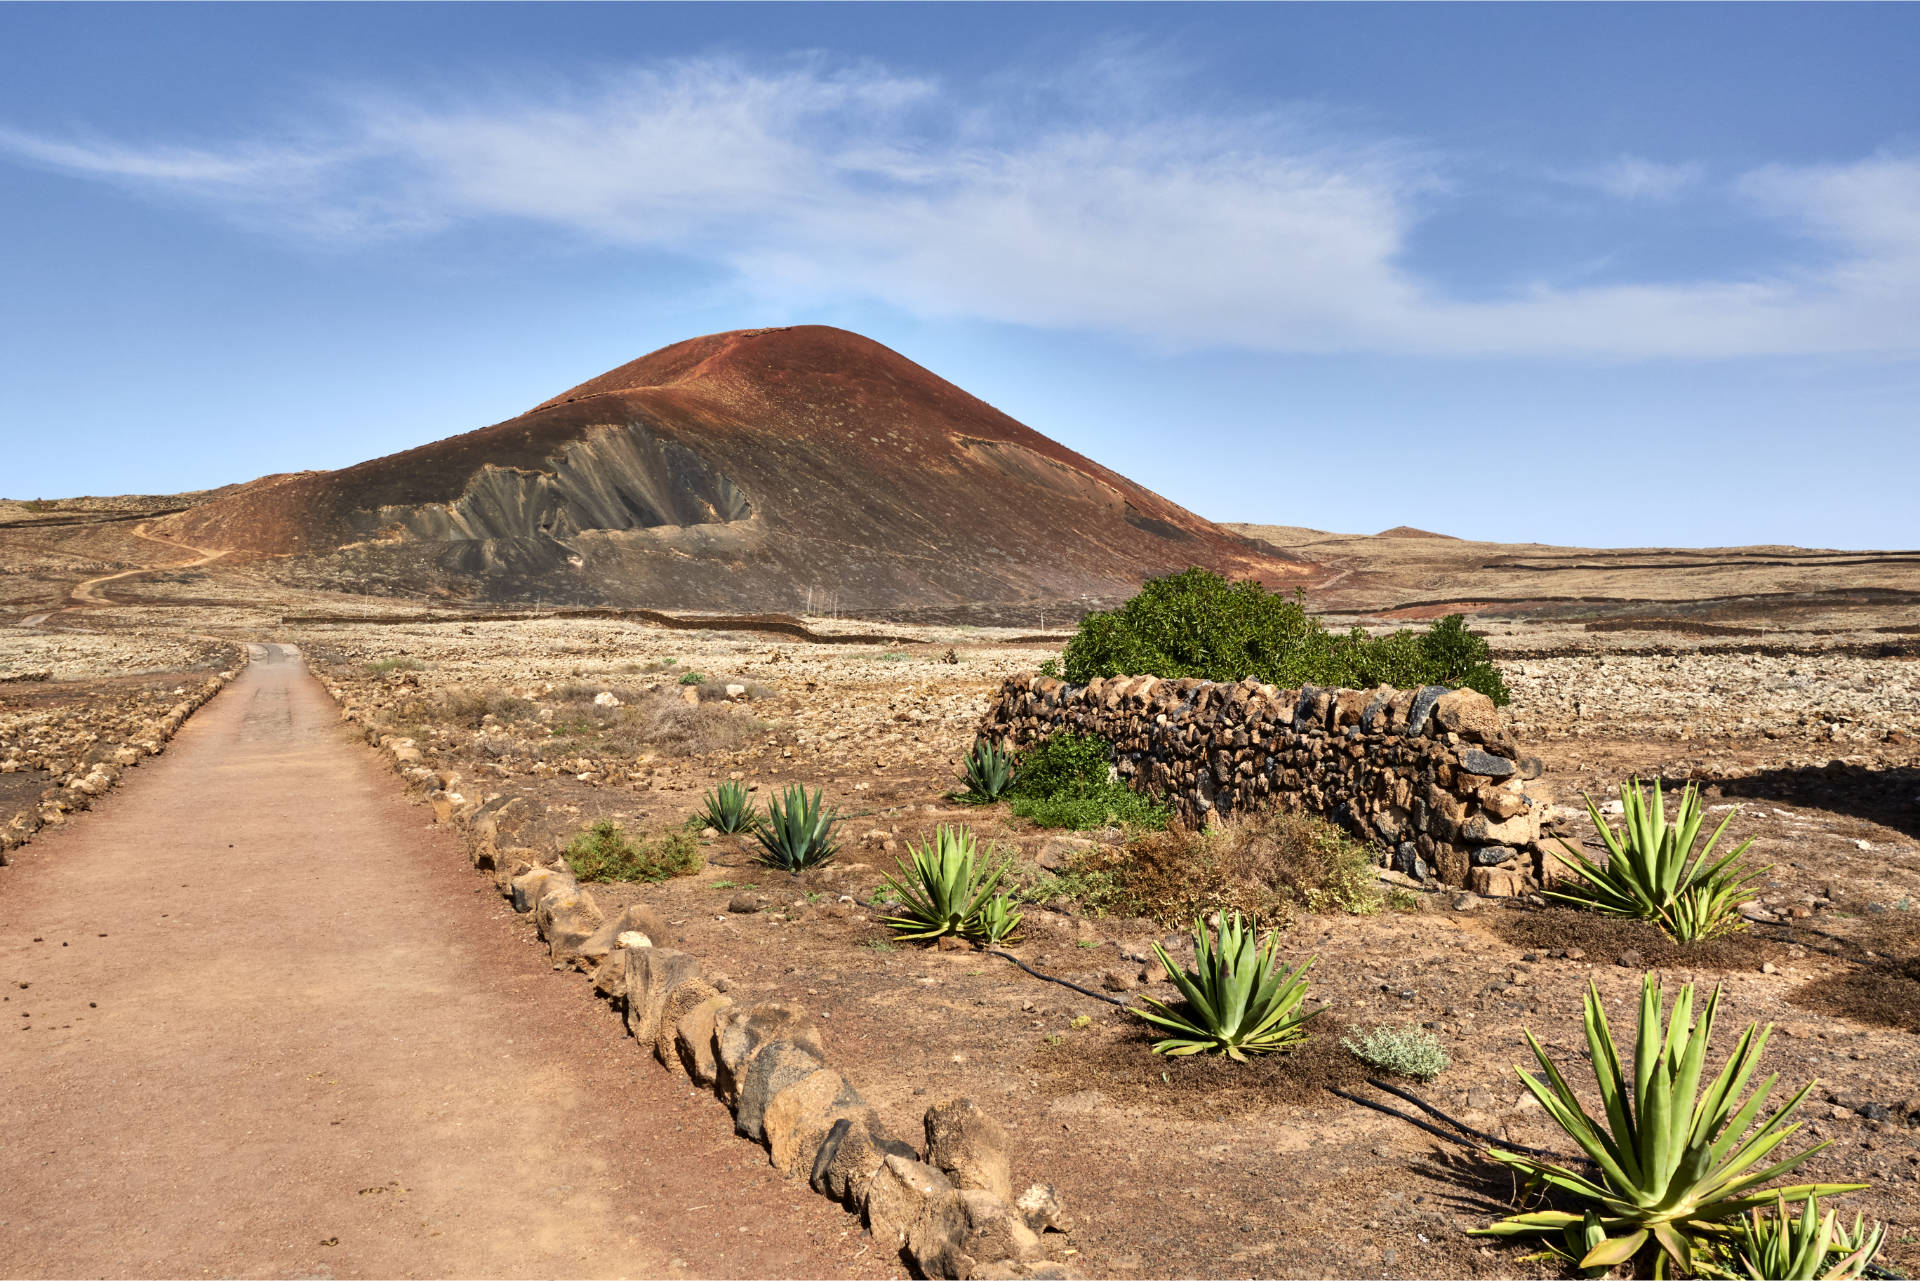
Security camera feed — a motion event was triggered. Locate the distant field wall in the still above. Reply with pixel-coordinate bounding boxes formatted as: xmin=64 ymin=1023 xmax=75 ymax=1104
xmin=980 ymin=673 xmax=1551 ymax=893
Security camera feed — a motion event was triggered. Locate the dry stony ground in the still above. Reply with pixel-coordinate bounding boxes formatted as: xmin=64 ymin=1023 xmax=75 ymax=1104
xmin=0 ymin=630 xmax=243 ymax=856
xmin=228 ymin=616 xmax=1920 ymax=1280
xmin=3 ymin=604 xmax=1919 ymax=1278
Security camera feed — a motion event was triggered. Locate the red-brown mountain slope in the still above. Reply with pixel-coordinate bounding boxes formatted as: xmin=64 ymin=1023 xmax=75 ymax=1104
xmin=159 ymin=326 xmax=1306 ymax=612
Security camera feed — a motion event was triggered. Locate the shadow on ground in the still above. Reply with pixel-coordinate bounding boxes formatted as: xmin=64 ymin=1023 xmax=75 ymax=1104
xmin=1674 ymin=762 xmax=1920 ymax=842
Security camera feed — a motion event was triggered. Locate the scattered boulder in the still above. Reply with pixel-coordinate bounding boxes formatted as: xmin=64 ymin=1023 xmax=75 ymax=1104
xmin=576 ymin=902 xmax=671 ymax=970
xmin=907 ymin=1189 xmax=1045 ymax=1280
xmin=812 ymin=1116 xmax=916 ymax=1208
xmin=621 ymin=948 xmax=704 ymax=1046
xmin=653 ymin=978 xmax=720 ymax=1067
xmin=509 ymin=865 xmax=555 ymax=913
xmin=865 ymin=1153 xmax=954 ymax=1251
xmin=714 ymin=1003 xmax=826 ymax=1108
xmin=536 ymin=881 xmax=604 ymax=963
xmin=733 ymin=1040 xmax=829 ymax=1143
xmin=1468 ymin=866 xmax=1524 ymax=897
xmin=674 ymin=993 xmax=735 ymax=1085
xmin=1015 ymin=1183 xmax=1072 ymax=1234
xmin=763 ymin=1068 xmax=878 ymax=1175
xmin=924 ymin=1097 xmax=1014 ymax=1203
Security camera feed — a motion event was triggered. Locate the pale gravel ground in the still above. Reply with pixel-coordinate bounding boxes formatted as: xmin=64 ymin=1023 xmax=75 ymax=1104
xmin=1506 ymin=652 xmax=1920 ymax=749
xmin=14 ymin=616 xmax=1914 ymax=774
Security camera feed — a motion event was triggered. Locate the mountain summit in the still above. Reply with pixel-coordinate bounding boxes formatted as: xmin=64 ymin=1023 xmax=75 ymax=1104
xmin=159 ymin=326 xmax=1304 ymax=612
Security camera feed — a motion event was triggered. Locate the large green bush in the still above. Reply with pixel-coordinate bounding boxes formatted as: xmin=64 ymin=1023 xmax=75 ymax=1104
xmin=1059 ymin=568 xmax=1510 ymax=705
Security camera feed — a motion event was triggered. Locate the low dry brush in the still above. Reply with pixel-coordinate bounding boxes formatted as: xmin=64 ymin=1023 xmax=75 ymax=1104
xmin=1050 ymin=807 xmax=1387 ymax=927
xmin=564 ymin=820 xmax=703 ymax=883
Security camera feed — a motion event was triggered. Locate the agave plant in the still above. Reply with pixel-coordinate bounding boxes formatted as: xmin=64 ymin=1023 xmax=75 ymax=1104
xmin=1135 ymin=913 xmax=1320 ymax=1060
xmin=879 ymin=825 xmax=1014 ymax=941
xmin=752 ymin=784 xmax=840 ymax=871
xmin=1548 ymin=778 xmax=1767 ymax=942
xmin=697 ymin=779 xmax=756 ymax=834
xmin=975 ymin=893 xmax=1022 ymax=944
xmin=958 ymin=736 xmax=1018 ymax=802
xmin=1695 ymin=1191 xmax=1887 ymax=1280
xmin=1474 ymin=975 xmax=1866 ymax=1277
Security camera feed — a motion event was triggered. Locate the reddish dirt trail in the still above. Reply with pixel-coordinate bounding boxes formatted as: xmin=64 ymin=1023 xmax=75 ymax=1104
xmin=0 ymin=645 xmax=883 ymax=1280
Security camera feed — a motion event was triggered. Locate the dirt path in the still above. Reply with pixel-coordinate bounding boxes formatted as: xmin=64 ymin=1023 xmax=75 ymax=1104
xmin=0 ymin=645 xmax=883 ymax=1280
xmin=66 ymin=522 xmax=226 ymax=606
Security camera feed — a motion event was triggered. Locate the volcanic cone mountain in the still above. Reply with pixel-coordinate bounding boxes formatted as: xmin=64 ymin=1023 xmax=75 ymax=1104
xmin=158 ymin=326 xmax=1305 ymax=613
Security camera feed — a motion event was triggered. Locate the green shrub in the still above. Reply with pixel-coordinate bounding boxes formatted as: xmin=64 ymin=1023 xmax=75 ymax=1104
xmin=1473 ymin=974 xmax=1866 ymax=1276
xmin=677 ymin=670 xmax=706 ymax=685
xmin=565 ymin=820 xmax=703 ymax=883
xmin=1548 ymin=778 xmax=1766 ymax=942
xmin=1135 ymin=913 xmax=1321 ymax=1060
xmin=1342 ymin=1024 xmax=1451 ymax=1080
xmin=363 ymin=656 xmax=425 ymax=675
xmin=1006 ymin=731 xmax=1171 ymax=831
xmin=1059 ymin=568 xmax=1509 ymax=705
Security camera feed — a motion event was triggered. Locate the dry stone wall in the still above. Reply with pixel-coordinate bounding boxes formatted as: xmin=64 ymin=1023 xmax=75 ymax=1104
xmin=981 ymin=673 xmax=1551 ymax=895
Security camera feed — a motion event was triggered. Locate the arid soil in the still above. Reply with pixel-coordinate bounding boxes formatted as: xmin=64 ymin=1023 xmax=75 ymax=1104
xmin=3 ymin=514 xmax=1918 ymax=1278
xmin=269 ymin=612 xmax=1920 ymax=1279
xmin=1230 ymin=522 xmax=1920 ymax=646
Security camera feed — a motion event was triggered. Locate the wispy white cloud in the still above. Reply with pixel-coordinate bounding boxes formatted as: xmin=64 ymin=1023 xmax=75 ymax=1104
xmin=1569 ymin=154 xmax=1705 ymax=202
xmin=3 ymin=57 xmax=1916 ymax=358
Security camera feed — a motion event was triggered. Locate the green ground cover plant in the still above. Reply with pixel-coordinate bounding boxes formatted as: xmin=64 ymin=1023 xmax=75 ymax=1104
xmin=1058 ymin=567 xmax=1510 ymax=704
xmin=1342 ymin=1024 xmax=1451 ymax=1081
xmin=1006 ymin=731 xmax=1170 ymax=830
xmin=564 ymin=820 xmax=703 ymax=883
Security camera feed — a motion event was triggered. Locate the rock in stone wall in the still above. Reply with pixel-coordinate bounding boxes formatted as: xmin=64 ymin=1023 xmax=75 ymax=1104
xmin=979 ymin=673 xmax=1551 ymax=893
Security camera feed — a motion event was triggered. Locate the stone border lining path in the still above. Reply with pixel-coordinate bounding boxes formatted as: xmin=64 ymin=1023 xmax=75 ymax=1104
xmin=323 ymin=671 xmax=1078 ymax=1280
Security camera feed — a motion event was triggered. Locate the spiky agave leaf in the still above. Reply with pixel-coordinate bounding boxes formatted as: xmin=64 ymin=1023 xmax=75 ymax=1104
xmin=976 ymin=892 xmax=1022 ymax=944
xmin=878 ymin=825 xmax=1012 ymax=941
xmin=958 ymin=736 xmax=1018 ymax=802
xmin=752 ymin=784 xmax=840 ymax=871
xmin=1709 ymin=1191 xmax=1886 ymax=1280
xmin=1134 ymin=913 xmax=1320 ymax=1060
xmin=1472 ymin=974 xmax=1868 ymax=1276
xmin=1547 ymin=778 xmax=1769 ymax=942
xmin=698 ymin=779 xmax=756 ymax=834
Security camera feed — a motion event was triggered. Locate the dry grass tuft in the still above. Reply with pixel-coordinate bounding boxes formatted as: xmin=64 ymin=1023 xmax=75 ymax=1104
xmin=1062 ymin=807 xmax=1386 ymax=928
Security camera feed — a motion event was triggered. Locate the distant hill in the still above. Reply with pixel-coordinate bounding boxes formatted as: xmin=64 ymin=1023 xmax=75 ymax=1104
xmin=157 ymin=326 xmax=1307 ymax=611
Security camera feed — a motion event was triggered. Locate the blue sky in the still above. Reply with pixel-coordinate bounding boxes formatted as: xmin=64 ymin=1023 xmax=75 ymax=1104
xmin=2 ymin=3 xmax=1917 ymax=547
